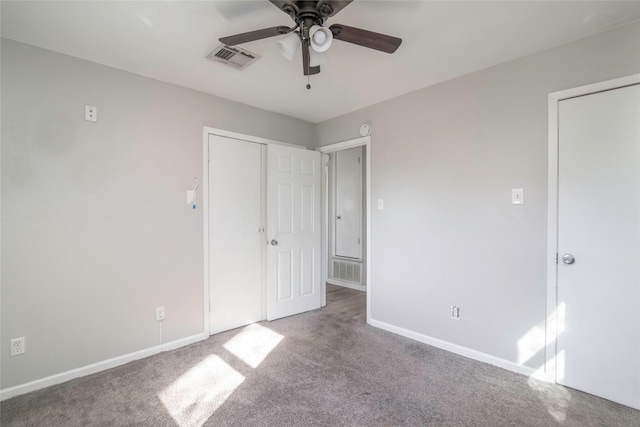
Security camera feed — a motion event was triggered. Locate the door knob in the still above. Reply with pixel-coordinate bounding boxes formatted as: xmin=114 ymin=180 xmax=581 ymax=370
xmin=562 ymin=254 xmax=575 ymax=264
xmin=336 ymin=215 xmax=342 ymax=220
xmin=270 ymin=239 xmax=278 ymax=246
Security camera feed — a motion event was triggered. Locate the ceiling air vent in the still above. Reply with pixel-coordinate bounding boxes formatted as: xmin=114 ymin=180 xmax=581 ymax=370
xmin=206 ymin=44 xmax=260 ymax=70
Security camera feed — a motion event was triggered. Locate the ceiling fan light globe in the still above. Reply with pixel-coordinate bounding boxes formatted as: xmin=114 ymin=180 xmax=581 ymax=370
xmin=313 ymin=31 xmax=326 ymax=44
xmin=309 ymin=25 xmax=333 ymax=52
xmin=277 ymin=32 xmax=301 ymax=60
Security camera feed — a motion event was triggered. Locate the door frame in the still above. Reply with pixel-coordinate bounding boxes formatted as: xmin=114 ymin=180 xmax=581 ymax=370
xmin=202 ymin=126 xmax=306 ymax=336
xmin=317 ymin=136 xmax=371 ymax=318
xmin=545 ymin=73 xmax=640 ymax=383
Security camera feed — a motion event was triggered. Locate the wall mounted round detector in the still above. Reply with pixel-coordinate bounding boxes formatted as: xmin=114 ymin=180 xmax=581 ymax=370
xmin=359 ymin=123 xmax=371 ymax=136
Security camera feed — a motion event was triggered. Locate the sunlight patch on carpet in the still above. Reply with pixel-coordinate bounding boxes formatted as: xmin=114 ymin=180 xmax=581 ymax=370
xmin=528 ymin=373 xmax=572 ymax=423
xmin=223 ymin=323 xmax=284 ymax=368
xmin=159 ymin=355 xmax=245 ymax=427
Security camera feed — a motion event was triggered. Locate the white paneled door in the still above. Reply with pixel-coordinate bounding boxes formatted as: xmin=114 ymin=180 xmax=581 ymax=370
xmin=267 ymin=144 xmax=322 ymax=320
xmin=557 ymin=84 xmax=640 ymax=409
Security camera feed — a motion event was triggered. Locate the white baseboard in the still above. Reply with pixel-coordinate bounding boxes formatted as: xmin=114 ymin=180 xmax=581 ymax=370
xmin=368 ymin=318 xmax=538 ymax=378
xmin=327 ymin=279 xmax=366 ymax=292
xmin=0 ymin=332 xmax=208 ymax=401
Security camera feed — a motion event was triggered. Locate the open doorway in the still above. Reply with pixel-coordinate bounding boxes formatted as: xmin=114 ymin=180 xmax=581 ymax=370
xmin=327 ymin=146 xmax=366 ymax=291
xmin=318 ymin=137 xmax=371 ymax=317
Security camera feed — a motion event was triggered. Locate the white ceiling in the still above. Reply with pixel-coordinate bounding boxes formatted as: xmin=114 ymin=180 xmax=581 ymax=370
xmin=2 ymin=1 xmax=640 ymax=123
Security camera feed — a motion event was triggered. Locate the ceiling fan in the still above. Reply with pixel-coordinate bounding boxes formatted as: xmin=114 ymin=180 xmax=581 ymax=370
xmin=218 ymin=0 xmax=402 ymax=83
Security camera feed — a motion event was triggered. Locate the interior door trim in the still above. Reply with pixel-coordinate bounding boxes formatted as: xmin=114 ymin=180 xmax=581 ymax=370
xmin=202 ymin=126 xmax=307 ymax=337
xmin=545 ymin=73 xmax=640 ymax=384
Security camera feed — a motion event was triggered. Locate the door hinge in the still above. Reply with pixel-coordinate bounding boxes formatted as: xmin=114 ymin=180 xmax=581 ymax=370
xmin=555 ymin=253 xmax=558 ymax=265
xmin=358 ymin=237 xmax=361 ymax=244
xmin=358 ymin=156 xmax=361 ymax=164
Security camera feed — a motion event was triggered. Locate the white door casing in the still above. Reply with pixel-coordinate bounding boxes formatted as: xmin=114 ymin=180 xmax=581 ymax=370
xmin=335 ymin=147 xmax=362 ymax=259
xmin=267 ymin=144 xmax=322 ymax=320
xmin=208 ymin=135 xmax=264 ymax=334
xmin=555 ymin=83 xmax=640 ymax=409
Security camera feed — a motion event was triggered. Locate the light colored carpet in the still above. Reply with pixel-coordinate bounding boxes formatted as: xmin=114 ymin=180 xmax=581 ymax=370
xmin=2 ymin=285 xmax=639 ymax=426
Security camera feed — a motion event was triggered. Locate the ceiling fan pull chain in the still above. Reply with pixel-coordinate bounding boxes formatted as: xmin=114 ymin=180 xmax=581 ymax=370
xmin=304 ymin=28 xmax=311 ymax=90
xmin=306 ymin=45 xmax=311 ymax=90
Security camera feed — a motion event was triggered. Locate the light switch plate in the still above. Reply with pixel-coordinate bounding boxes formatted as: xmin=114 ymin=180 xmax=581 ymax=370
xmin=377 ymin=199 xmax=384 ymax=210
xmin=512 ymin=188 xmax=524 ymax=205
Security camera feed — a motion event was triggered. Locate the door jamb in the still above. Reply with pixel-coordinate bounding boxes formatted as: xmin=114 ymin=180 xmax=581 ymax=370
xmin=317 ymin=136 xmax=371 ymax=320
xmin=545 ymin=74 xmax=640 ymax=383
xmin=202 ymin=126 xmax=307 ymax=336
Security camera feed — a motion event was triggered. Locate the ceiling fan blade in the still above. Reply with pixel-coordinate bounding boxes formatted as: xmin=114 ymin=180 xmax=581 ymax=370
xmin=329 ymin=24 xmax=402 ymax=54
xmin=219 ymin=26 xmax=292 ymax=46
xmin=317 ymin=0 xmax=353 ymax=18
xmin=302 ymin=41 xmax=321 ymax=76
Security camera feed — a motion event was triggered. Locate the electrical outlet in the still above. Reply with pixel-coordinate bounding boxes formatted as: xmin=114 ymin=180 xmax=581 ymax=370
xmin=451 ymin=306 xmax=460 ymax=320
xmin=156 ymin=306 xmax=165 ymax=321
xmin=84 ymin=105 xmax=97 ymax=122
xmin=10 ymin=337 xmax=26 ymax=356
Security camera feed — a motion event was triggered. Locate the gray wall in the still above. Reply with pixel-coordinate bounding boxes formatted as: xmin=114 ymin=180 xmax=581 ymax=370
xmin=0 ymin=39 xmax=316 ymax=389
xmin=316 ymin=21 xmax=640 ymax=370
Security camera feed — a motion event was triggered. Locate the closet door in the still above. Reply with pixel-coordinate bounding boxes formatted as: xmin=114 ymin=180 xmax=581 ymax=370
xmin=209 ymin=135 xmax=264 ymax=334
xmin=266 ymin=144 xmax=322 ymax=320
xmin=556 ymin=84 xmax=640 ymax=409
